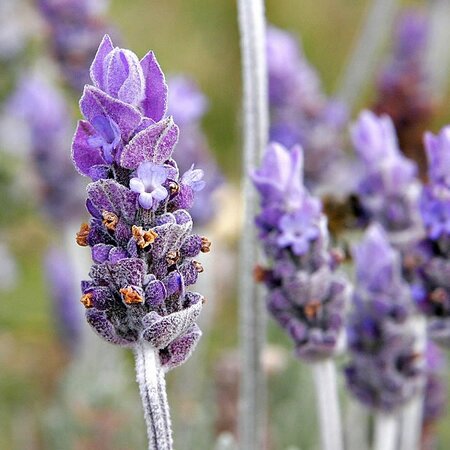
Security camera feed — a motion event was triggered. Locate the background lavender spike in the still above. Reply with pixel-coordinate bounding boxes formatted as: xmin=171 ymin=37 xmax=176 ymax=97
xmin=252 ymin=142 xmax=349 ymax=449
xmin=167 ymin=75 xmax=223 ymax=226
xmin=37 ymin=0 xmax=115 ymax=92
xmin=267 ymin=25 xmax=348 ymax=190
xmin=373 ymin=7 xmax=434 ymax=177
xmin=345 ymin=224 xmax=426 ymax=448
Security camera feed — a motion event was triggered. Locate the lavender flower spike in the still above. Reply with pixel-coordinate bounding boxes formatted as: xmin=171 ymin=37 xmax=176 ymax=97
xmin=345 ymin=224 xmax=425 ymax=449
xmin=253 ymin=142 xmax=349 ymax=450
xmin=71 ymin=36 xmax=210 ymax=449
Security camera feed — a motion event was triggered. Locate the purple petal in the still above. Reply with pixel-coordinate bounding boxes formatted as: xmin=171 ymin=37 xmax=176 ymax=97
xmin=80 ymin=86 xmax=142 ymax=141
xmin=72 ymin=120 xmax=105 ymax=176
xmin=140 ymin=51 xmax=168 ymax=121
xmin=90 ymin=34 xmax=114 ymax=90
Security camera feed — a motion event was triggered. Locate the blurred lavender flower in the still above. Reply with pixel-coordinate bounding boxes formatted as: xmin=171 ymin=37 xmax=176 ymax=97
xmin=38 ymin=0 xmax=114 ymax=92
xmin=167 ymin=76 xmax=222 ymax=225
xmin=267 ymin=26 xmax=348 ymax=189
xmin=71 ymin=35 xmax=210 ymax=447
xmin=351 ymin=110 xmax=422 ymax=233
xmin=407 ymin=126 xmax=450 ymax=344
xmin=373 ymin=9 xmax=433 ymax=176
xmin=8 ymin=73 xmax=84 ymax=224
xmin=252 ymin=142 xmax=349 ymax=361
xmin=45 ymin=247 xmax=81 ymax=352
xmin=345 ymin=224 xmax=424 ymax=412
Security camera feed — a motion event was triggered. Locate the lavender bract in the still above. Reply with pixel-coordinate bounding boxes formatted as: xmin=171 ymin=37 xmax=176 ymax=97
xmin=351 ymin=110 xmax=421 ymax=233
xmin=267 ymin=26 xmax=348 ymax=189
xmin=252 ymin=142 xmax=349 ymax=361
xmin=345 ymin=225 xmax=423 ymax=412
xmin=72 ymin=35 xmax=208 ymax=372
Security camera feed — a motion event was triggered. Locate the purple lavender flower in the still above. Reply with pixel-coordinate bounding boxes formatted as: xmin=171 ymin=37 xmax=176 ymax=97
xmin=351 ymin=110 xmax=421 ymax=232
xmin=252 ymin=142 xmax=349 ymax=361
xmin=167 ymin=76 xmax=222 ymax=225
xmin=267 ymin=26 xmax=348 ymax=188
xmin=8 ymin=73 xmax=84 ymax=223
xmin=38 ymin=0 xmax=115 ymax=92
xmin=345 ymin=225 xmax=424 ymax=412
xmin=71 ymin=35 xmax=208 ymax=368
xmin=373 ymin=9 xmax=432 ymax=175
xmin=45 ymin=247 xmax=81 ymax=352
xmin=130 ymin=162 xmax=169 ymax=210
xmin=406 ymin=126 xmax=450 ymax=343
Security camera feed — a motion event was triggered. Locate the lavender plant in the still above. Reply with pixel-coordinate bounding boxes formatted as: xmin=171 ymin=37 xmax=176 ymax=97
xmin=71 ymin=35 xmax=209 ymax=449
xmin=267 ymin=26 xmax=347 ymax=190
xmin=252 ymin=142 xmax=349 ymax=450
xmin=345 ymin=224 xmax=425 ymax=450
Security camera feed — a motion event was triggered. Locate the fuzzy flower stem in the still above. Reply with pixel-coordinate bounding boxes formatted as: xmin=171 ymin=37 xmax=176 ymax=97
xmin=425 ymin=0 xmax=450 ymax=98
xmin=399 ymin=315 xmax=427 ymax=450
xmin=336 ymin=0 xmax=399 ymax=109
xmin=236 ymin=0 xmax=269 ymax=449
xmin=312 ymin=360 xmax=343 ymax=450
xmin=374 ymin=413 xmax=399 ymax=450
xmin=134 ymin=341 xmax=173 ymax=450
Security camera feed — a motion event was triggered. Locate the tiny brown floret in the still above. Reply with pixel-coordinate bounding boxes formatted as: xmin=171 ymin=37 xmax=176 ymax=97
xmin=168 ymin=181 xmax=180 ymax=196
xmin=132 ymin=225 xmax=158 ymax=249
xmin=193 ymin=260 xmax=204 ymax=273
xmin=166 ymin=251 xmax=180 ymax=266
xmin=200 ymin=236 xmax=211 ymax=253
xmin=102 ymin=211 xmax=119 ymax=231
xmin=253 ymin=265 xmax=268 ymax=283
xmin=430 ymin=288 xmax=447 ymax=304
xmin=304 ymin=300 xmax=322 ymax=320
xmin=120 ymin=286 xmax=144 ymax=305
xmin=80 ymin=292 xmax=94 ymax=308
xmin=76 ymin=223 xmax=90 ymax=247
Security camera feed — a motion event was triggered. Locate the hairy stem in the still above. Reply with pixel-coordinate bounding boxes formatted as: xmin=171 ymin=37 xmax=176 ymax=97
xmin=312 ymin=360 xmax=343 ymax=450
xmin=236 ymin=0 xmax=269 ymax=449
xmin=374 ymin=412 xmax=399 ymax=450
xmin=426 ymin=0 xmax=450 ymax=97
xmin=335 ymin=0 xmax=399 ymax=110
xmin=134 ymin=341 xmax=173 ymax=450
xmin=399 ymin=315 xmax=427 ymax=450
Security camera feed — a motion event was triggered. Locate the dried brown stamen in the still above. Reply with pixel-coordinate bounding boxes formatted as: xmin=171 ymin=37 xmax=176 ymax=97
xmin=102 ymin=211 xmax=119 ymax=231
xmin=304 ymin=300 xmax=322 ymax=320
xmin=200 ymin=236 xmax=211 ymax=253
xmin=430 ymin=288 xmax=447 ymax=304
xmin=169 ymin=181 xmax=180 ymax=195
xmin=253 ymin=265 xmax=268 ymax=283
xmin=132 ymin=225 xmax=158 ymax=249
xmin=193 ymin=260 xmax=204 ymax=273
xmin=166 ymin=251 xmax=180 ymax=266
xmin=80 ymin=292 xmax=94 ymax=308
xmin=120 ymin=286 xmax=144 ymax=305
xmin=76 ymin=223 xmax=90 ymax=247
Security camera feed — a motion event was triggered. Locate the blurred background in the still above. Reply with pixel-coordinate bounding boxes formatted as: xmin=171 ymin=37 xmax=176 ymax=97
xmin=1 ymin=0 xmax=450 ymax=449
